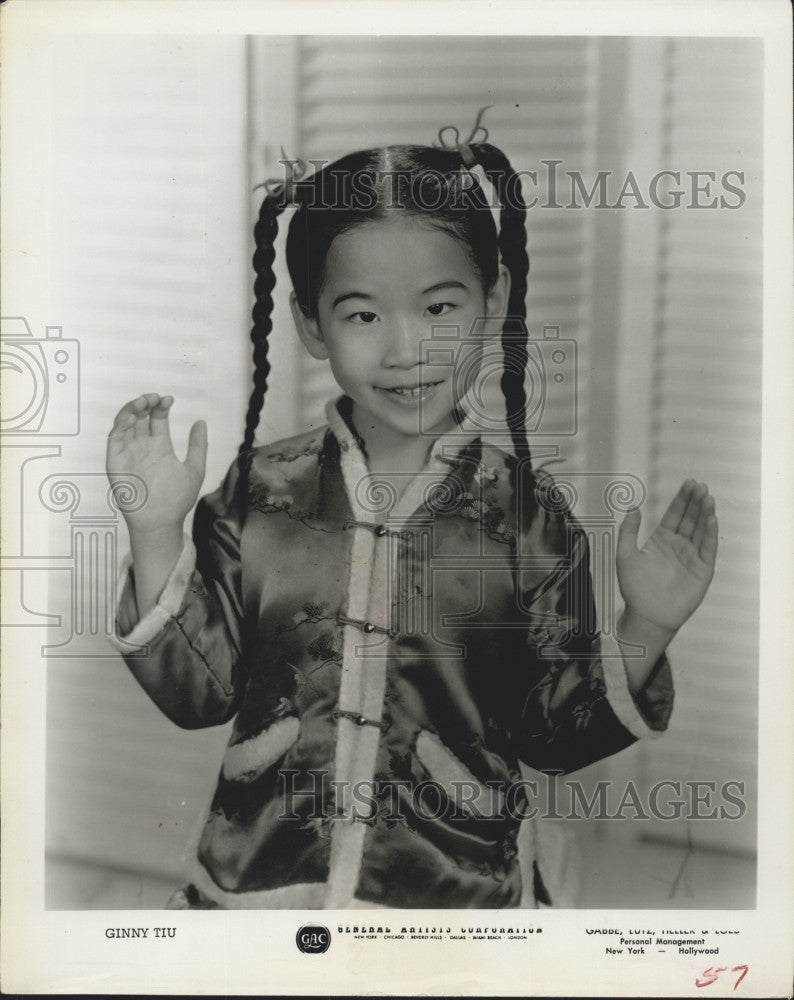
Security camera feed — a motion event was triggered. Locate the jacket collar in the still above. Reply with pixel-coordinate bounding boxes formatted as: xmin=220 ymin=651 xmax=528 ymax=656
xmin=324 ymin=394 xmax=484 ymax=527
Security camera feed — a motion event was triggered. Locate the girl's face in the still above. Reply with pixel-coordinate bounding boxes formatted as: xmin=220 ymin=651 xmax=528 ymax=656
xmin=291 ymin=216 xmax=509 ymax=447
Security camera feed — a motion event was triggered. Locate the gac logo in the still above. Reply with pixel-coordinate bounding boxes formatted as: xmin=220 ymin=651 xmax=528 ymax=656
xmin=296 ymin=925 xmax=331 ymax=954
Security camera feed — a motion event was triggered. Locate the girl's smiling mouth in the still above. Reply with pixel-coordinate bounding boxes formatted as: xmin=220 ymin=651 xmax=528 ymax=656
xmin=377 ymin=380 xmax=443 ymax=402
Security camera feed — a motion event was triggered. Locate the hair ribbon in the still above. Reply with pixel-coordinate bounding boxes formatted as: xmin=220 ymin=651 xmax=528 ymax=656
xmin=434 ymin=104 xmax=492 ymax=164
xmin=434 ymin=105 xmax=501 ymax=239
xmin=255 ymin=146 xmax=308 ymax=202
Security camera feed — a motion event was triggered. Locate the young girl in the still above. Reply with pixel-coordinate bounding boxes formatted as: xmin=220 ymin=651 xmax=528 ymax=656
xmin=107 ymin=137 xmax=717 ymax=910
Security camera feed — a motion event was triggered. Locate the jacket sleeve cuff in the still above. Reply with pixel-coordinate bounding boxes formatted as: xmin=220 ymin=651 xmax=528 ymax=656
xmin=599 ymin=628 xmax=673 ymax=740
xmin=109 ymin=535 xmax=197 ymax=650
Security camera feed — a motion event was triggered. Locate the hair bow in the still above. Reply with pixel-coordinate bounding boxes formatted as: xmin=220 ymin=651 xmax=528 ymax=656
xmin=433 ymin=105 xmax=501 ymax=237
xmin=433 ymin=105 xmax=492 ymax=165
xmin=255 ymin=147 xmax=308 ymax=202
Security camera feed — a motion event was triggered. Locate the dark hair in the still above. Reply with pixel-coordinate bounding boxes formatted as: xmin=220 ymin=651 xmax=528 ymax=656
xmin=239 ymin=142 xmax=532 ymax=503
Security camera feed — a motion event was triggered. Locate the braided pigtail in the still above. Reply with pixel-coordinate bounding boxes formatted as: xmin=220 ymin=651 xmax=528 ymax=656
xmin=468 ymin=144 xmax=533 ymax=517
xmin=237 ymin=191 xmax=288 ymax=493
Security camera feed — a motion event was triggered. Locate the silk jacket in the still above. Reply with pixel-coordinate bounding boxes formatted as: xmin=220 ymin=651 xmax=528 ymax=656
xmin=113 ymin=396 xmax=674 ymax=909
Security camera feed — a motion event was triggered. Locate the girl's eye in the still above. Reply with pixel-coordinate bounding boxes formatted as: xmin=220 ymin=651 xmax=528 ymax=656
xmin=426 ymin=302 xmax=456 ymax=317
xmin=348 ymin=311 xmax=379 ymax=324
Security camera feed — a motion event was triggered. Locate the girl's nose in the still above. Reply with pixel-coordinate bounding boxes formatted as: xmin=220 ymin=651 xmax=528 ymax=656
xmin=382 ymin=319 xmax=421 ymax=368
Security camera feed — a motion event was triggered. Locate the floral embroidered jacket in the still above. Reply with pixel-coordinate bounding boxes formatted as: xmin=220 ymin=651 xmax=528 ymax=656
xmin=114 ymin=397 xmax=674 ymax=909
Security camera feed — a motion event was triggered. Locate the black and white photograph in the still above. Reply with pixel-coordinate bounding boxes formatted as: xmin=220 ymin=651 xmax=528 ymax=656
xmin=1 ymin=1 xmax=792 ymax=995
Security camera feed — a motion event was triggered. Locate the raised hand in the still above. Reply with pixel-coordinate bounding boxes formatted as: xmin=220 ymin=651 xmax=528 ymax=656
xmin=616 ymin=479 xmax=718 ymax=633
xmin=106 ymin=393 xmax=207 ymax=535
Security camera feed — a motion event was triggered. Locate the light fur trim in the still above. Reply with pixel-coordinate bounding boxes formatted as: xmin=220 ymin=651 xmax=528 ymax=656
xmin=187 ymin=858 xmax=326 ymax=909
xmin=323 ymin=395 xmax=482 ymax=529
xmin=221 ymin=717 xmax=300 ymax=781
xmin=415 ymin=730 xmax=505 ymax=817
xmin=109 ymin=535 xmax=196 ymax=651
xmin=600 ymin=628 xmax=666 ymax=740
xmin=323 ymin=407 xmax=395 ymax=907
xmin=516 ymin=815 xmax=539 ymax=908
xmin=324 ymin=515 xmax=384 ymax=908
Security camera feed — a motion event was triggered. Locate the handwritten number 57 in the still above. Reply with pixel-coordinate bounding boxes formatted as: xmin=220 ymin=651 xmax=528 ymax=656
xmin=695 ymin=965 xmax=749 ymax=990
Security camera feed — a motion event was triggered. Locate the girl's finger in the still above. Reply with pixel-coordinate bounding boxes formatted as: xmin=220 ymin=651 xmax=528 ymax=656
xmin=184 ymin=419 xmax=208 ymax=478
xmin=108 ymin=411 xmax=135 ymax=440
xmin=107 ymin=419 xmax=136 ymax=463
xmin=111 ymin=395 xmax=146 ymax=427
xmin=616 ymin=508 xmax=641 ymax=564
xmin=106 ymin=434 xmax=123 ymax=462
xmin=659 ymin=479 xmax=696 ymax=533
xmin=678 ymin=481 xmax=707 ymax=539
xmin=698 ymin=513 xmax=719 ymax=567
xmin=133 ymin=392 xmax=160 ymax=414
xmin=149 ymin=395 xmax=175 ymax=436
xmin=133 ymin=411 xmax=153 ymax=440
xmin=130 ymin=393 xmax=162 ymax=440
xmin=692 ymin=494 xmax=715 ymax=551
xmin=107 ymin=407 xmax=140 ymax=456
xmin=112 ymin=393 xmax=159 ymax=428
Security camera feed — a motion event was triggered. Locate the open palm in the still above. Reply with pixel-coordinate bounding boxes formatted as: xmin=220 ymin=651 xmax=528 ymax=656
xmin=106 ymin=393 xmax=207 ymax=534
xmin=617 ymin=479 xmax=718 ymax=632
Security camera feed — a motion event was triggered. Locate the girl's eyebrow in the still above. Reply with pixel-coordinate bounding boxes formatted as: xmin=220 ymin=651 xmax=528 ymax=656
xmin=422 ymin=280 xmax=469 ymax=294
xmin=332 ymin=290 xmax=372 ymax=308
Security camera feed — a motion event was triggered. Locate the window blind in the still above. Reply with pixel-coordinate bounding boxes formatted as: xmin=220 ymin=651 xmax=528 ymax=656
xmin=641 ymin=37 xmax=762 ymax=855
xmin=45 ymin=36 xmax=250 ymax=883
xmin=603 ymin=38 xmax=762 ymax=860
